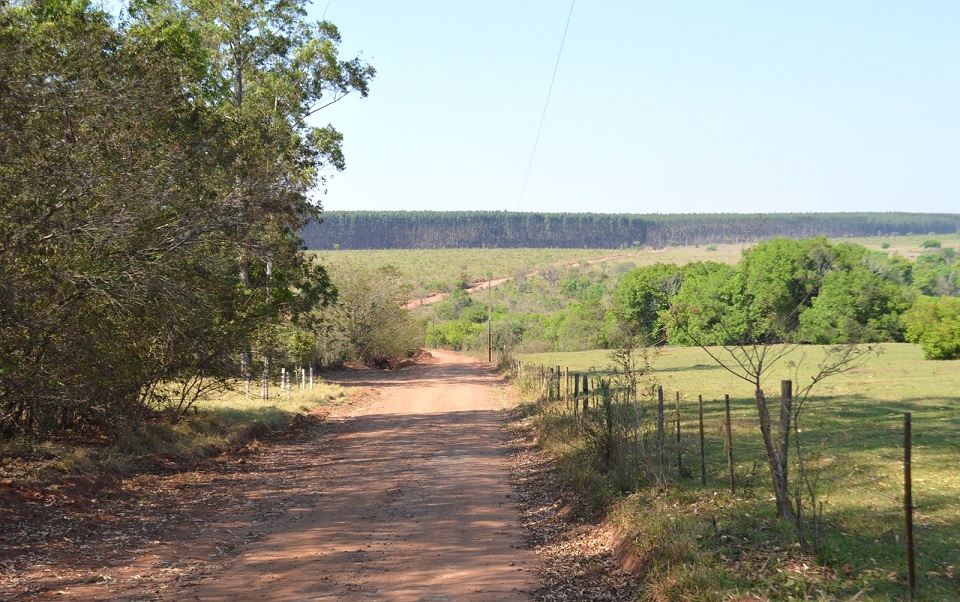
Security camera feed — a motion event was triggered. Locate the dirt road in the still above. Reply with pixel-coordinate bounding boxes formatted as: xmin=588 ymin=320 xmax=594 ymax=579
xmin=190 ymin=349 xmax=533 ymax=600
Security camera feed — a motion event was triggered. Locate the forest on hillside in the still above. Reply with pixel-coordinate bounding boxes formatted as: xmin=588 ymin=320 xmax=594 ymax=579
xmin=301 ymin=211 xmax=960 ymax=250
xmin=419 ymin=236 xmax=960 ymax=361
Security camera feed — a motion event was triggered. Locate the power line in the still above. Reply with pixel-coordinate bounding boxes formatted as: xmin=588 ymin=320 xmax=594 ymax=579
xmin=517 ymin=0 xmax=576 ymax=211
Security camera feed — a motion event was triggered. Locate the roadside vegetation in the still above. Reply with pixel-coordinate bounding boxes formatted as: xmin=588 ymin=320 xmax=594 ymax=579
xmin=0 ymin=382 xmax=347 ymax=484
xmin=0 ymin=0 xmax=374 ymax=443
xmin=0 ymin=0 xmax=399 ymax=482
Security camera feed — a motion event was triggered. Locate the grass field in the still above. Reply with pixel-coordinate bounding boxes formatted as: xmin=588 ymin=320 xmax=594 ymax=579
xmin=311 ymin=233 xmax=960 ymax=300
xmin=516 ymin=343 xmax=960 ymax=600
xmin=311 ymin=245 xmax=756 ymax=298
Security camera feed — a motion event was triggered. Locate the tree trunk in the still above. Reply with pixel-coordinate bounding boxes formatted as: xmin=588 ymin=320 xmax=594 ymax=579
xmin=240 ymin=254 xmax=252 ymax=391
xmin=755 ymin=388 xmax=795 ymax=522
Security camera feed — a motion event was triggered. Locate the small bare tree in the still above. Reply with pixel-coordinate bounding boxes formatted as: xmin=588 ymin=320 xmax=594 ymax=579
xmin=669 ymin=304 xmax=876 ymax=544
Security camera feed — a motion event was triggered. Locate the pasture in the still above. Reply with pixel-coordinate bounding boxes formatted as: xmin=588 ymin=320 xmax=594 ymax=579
xmin=516 ymin=343 xmax=960 ymax=600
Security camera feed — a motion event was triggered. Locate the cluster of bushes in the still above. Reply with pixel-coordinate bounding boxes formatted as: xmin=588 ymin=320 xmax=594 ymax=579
xmin=424 ymin=266 xmax=618 ymax=354
xmin=612 ymin=238 xmax=960 ymax=358
xmin=423 ymin=239 xmax=960 ymax=360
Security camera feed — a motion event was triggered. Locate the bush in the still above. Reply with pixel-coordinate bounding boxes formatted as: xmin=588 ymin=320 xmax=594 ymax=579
xmin=316 ymin=264 xmax=425 ymax=365
xmin=902 ymin=296 xmax=960 ymax=359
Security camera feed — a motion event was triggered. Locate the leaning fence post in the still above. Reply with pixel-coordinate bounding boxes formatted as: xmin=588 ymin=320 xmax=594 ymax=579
xmin=725 ymin=394 xmax=735 ymax=495
xmin=573 ymin=374 xmax=580 ymax=422
xmin=779 ymin=380 xmax=793 ymax=483
xmin=905 ymin=412 xmax=916 ymax=600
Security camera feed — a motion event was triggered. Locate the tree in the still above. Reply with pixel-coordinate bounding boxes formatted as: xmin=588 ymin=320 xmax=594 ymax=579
xmin=902 ymin=296 xmax=960 ymax=360
xmin=611 ymin=263 xmax=683 ymax=344
xmin=797 ymin=266 xmax=910 ymax=344
xmin=0 ymin=0 xmax=371 ymax=437
xmin=316 ymin=265 xmax=425 ymax=366
xmin=664 ymin=261 xmax=738 ymax=346
xmin=128 ymin=0 xmax=374 ymax=381
xmin=665 ymin=239 xmax=876 ymax=537
xmin=0 ymin=0 xmax=249 ymax=435
xmin=910 ymin=253 xmax=959 ymax=297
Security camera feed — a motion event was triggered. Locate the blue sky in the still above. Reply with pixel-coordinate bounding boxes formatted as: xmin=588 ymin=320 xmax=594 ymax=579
xmin=310 ymin=1 xmax=960 ymax=215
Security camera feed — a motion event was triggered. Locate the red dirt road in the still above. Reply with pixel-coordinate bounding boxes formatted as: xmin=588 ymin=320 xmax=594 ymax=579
xmin=189 ymin=349 xmax=534 ymax=600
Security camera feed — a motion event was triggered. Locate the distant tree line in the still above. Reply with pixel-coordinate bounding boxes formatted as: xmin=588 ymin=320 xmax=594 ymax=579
xmin=302 ymin=211 xmax=960 ymax=250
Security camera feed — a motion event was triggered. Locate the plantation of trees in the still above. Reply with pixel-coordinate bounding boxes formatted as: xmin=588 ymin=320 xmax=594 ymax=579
xmin=303 ymin=210 xmax=960 ymax=250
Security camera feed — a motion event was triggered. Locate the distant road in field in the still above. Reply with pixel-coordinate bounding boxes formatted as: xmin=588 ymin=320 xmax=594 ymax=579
xmin=403 ymin=250 xmax=648 ymax=309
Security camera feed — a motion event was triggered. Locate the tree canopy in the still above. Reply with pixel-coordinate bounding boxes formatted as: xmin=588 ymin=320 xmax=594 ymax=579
xmin=0 ymin=0 xmax=373 ymax=438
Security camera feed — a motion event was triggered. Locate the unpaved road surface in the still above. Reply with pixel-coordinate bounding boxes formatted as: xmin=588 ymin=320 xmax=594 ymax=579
xmin=0 ymin=350 xmax=535 ymax=601
xmin=190 ymin=349 xmax=534 ymax=600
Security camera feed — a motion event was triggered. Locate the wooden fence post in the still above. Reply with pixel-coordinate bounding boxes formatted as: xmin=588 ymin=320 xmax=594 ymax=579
xmin=698 ymin=394 xmax=706 ymax=486
xmin=905 ymin=412 xmax=916 ymax=600
xmin=725 ymin=394 xmax=735 ymax=495
xmin=675 ymin=391 xmax=682 ymax=473
xmin=657 ymin=386 xmax=665 ymax=477
xmin=573 ymin=374 xmax=580 ymax=422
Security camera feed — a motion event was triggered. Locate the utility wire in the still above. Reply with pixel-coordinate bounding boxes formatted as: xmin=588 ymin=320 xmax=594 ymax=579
xmin=517 ymin=0 xmax=576 ymax=211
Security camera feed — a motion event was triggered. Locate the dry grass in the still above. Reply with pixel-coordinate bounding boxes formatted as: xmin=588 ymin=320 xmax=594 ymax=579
xmin=0 ymin=381 xmax=348 ymax=485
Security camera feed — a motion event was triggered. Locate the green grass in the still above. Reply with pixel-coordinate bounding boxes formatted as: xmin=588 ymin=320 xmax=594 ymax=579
xmin=835 ymin=232 xmax=960 ymax=261
xmin=310 ymin=233 xmax=959 ymax=301
xmin=310 ymin=246 xmax=752 ymax=299
xmin=516 ymin=343 xmax=960 ymax=600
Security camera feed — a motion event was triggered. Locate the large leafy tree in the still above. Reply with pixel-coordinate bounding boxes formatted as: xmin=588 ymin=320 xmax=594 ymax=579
xmin=798 ymin=266 xmax=911 ymax=344
xmin=128 ymin=0 xmax=374 ymax=377
xmin=0 ymin=0 xmax=372 ymax=438
xmin=611 ymin=263 xmax=683 ymax=344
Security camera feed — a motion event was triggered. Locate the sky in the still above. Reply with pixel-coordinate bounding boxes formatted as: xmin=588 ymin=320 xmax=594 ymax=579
xmin=308 ymin=1 xmax=960 ymax=215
